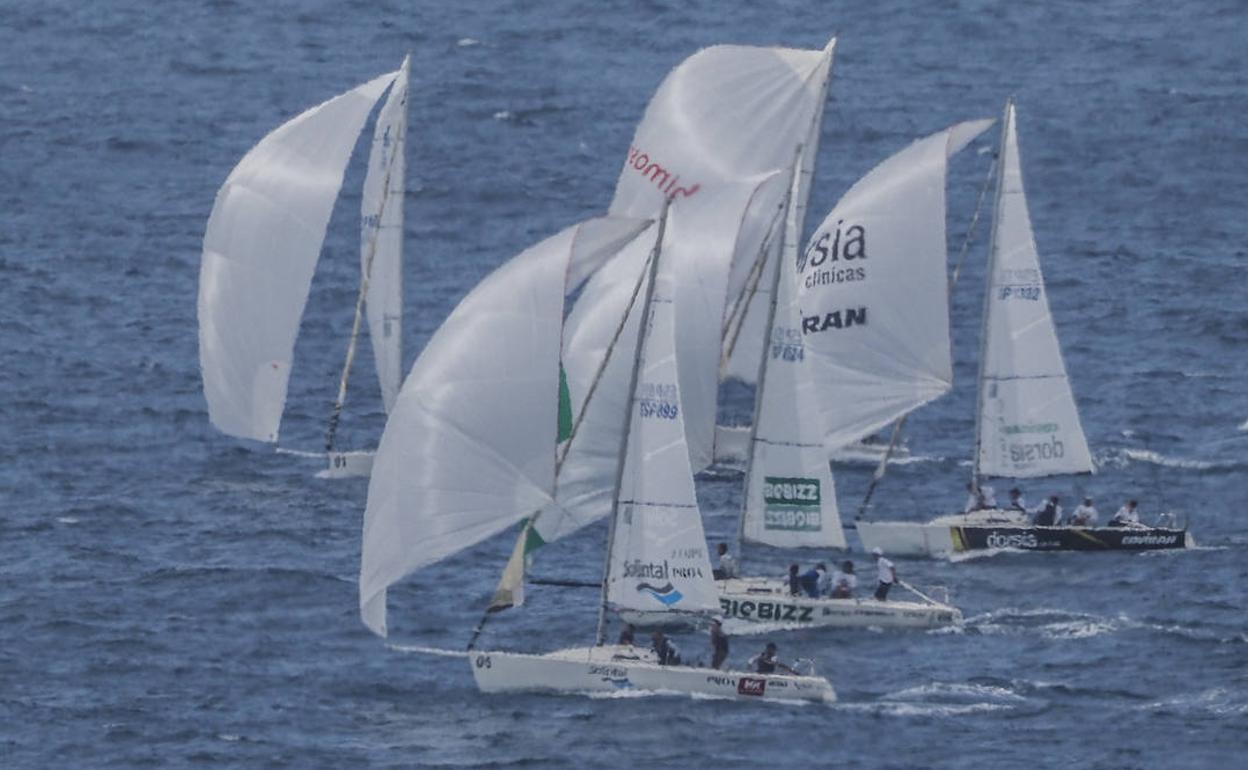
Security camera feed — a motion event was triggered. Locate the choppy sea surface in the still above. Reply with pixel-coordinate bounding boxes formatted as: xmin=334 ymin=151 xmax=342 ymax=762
xmin=3 ymin=1 xmax=1246 ymax=767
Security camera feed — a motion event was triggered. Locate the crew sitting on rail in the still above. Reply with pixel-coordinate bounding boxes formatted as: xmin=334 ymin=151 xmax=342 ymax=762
xmin=1033 ymin=495 xmax=1061 ymax=526
xmin=787 ymin=563 xmax=801 ymax=596
xmin=830 ymin=561 xmax=857 ymax=598
xmin=749 ymin=642 xmax=798 ymax=675
xmin=798 ymin=563 xmax=827 ymax=598
xmin=1070 ymin=497 xmax=1098 ymax=527
xmin=1007 ymin=487 xmax=1028 ymax=513
xmin=713 ymin=542 xmax=738 ymax=580
xmin=964 ymin=481 xmax=997 ymax=512
xmin=650 ymin=630 xmax=681 ymax=666
xmin=1109 ymin=500 xmax=1141 ymax=527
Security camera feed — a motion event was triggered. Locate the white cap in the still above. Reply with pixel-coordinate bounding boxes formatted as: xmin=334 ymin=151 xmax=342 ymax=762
xmin=871 ymin=547 xmax=883 ymax=556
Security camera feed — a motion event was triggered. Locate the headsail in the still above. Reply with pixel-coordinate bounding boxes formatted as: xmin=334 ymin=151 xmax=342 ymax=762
xmin=359 ymin=217 xmax=651 ymax=637
xmin=361 ymin=56 xmax=409 ymax=413
xmin=199 ymin=70 xmax=398 ymax=442
xmin=796 ymin=119 xmax=995 ymax=453
xmin=606 ymin=231 xmax=718 ymax=616
xmin=974 ymin=101 xmax=1094 ymax=479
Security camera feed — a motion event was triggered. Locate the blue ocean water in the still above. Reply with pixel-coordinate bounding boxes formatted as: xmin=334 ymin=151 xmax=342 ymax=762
xmin=3 ymin=0 xmax=1246 ymax=767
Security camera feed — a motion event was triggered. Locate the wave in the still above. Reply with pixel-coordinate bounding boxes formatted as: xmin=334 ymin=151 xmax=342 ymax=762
xmin=1139 ymin=687 xmax=1248 ymax=717
xmin=834 ymin=680 xmax=1031 ymax=718
xmin=963 ymin=607 xmax=1246 ymax=645
xmin=1096 ymin=447 xmax=1245 ymax=472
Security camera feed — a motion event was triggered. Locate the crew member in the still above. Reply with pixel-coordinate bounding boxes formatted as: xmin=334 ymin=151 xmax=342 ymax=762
xmin=787 ymin=564 xmax=801 ymax=596
xmin=872 ymin=547 xmax=896 ymax=601
xmin=1071 ymin=497 xmax=1098 ymax=527
xmin=1109 ymin=500 xmax=1140 ymax=527
xmin=709 ymin=617 xmax=729 ymax=670
xmin=964 ymin=482 xmax=997 ymax=512
xmin=1007 ymin=487 xmax=1027 ymax=513
xmin=617 ymin=624 xmax=636 ymax=646
xmin=799 ymin=563 xmax=827 ymax=598
xmin=1034 ymin=495 xmax=1061 ymax=527
xmin=749 ymin=642 xmax=798 ymax=675
xmin=650 ymin=630 xmax=681 ymax=666
xmin=713 ymin=542 xmax=738 ymax=580
xmin=831 ymin=560 xmax=857 ymax=598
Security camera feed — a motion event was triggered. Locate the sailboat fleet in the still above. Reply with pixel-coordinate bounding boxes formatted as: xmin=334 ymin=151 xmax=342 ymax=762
xmin=197 ymin=41 xmax=1196 ymax=703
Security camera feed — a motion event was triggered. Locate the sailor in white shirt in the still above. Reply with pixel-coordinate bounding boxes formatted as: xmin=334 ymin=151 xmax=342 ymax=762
xmin=714 ymin=542 xmax=738 ymax=580
xmin=830 ymin=560 xmax=858 ymax=598
xmin=871 ymin=547 xmax=896 ymax=601
xmin=963 ymin=482 xmax=997 ymax=513
xmin=1109 ymin=500 xmax=1141 ymax=527
xmin=1070 ymin=497 xmax=1098 ymax=527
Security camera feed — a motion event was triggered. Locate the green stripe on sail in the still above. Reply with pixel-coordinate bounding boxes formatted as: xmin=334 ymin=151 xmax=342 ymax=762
xmin=557 ymin=363 xmax=573 ymax=443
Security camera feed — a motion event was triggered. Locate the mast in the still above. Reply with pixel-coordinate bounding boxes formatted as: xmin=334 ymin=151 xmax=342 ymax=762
xmin=595 ymin=196 xmax=673 ymax=646
xmin=971 ymin=98 xmax=1013 ymax=490
xmin=324 ymin=70 xmax=408 ymax=453
xmin=734 ymin=152 xmax=800 ymax=561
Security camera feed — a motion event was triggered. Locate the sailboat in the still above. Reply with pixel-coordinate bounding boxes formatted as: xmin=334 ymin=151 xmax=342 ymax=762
xmin=359 ymin=205 xmax=835 ymax=703
xmin=198 ymin=58 xmax=409 ymax=479
xmin=853 ymin=101 xmax=1193 ymax=556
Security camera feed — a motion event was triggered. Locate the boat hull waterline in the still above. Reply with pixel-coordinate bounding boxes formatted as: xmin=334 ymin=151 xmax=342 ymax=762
xmin=469 ymin=645 xmax=835 ymax=703
xmin=619 ymin=578 xmax=960 ymax=630
xmin=858 ymin=513 xmax=1193 ymax=557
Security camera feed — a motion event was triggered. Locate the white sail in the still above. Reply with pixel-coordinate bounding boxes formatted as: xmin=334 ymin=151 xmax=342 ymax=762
xmin=975 ymin=102 xmax=1094 ymax=478
xmin=797 ymin=119 xmax=995 ymax=453
xmin=607 ymin=256 xmax=719 ymax=615
xmin=608 ymin=41 xmax=837 ymax=473
xmin=199 ymin=70 xmax=398 ymax=442
xmin=361 ymin=57 xmax=409 ymax=413
xmin=359 ymin=217 xmax=651 ymax=637
xmin=742 ymin=172 xmax=844 ymax=550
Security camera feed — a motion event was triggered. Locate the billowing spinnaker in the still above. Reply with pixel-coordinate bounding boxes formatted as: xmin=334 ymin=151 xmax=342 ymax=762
xmin=742 ymin=176 xmax=844 ymax=550
xmin=608 ymin=41 xmax=836 ymax=472
xmin=359 ymin=217 xmax=650 ymax=637
xmin=606 ymin=261 xmax=718 ymax=615
xmin=361 ymin=57 xmax=409 ymax=414
xmin=797 ymin=119 xmax=995 ymax=453
xmin=199 ymin=70 xmax=398 ymax=442
xmin=976 ymin=103 xmax=1093 ymax=478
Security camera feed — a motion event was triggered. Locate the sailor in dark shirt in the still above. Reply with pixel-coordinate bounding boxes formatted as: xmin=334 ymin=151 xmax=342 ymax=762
xmin=650 ymin=630 xmax=681 ymax=666
xmin=749 ymin=642 xmax=798 ymax=675
xmin=787 ymin=564 xmax=801 ymax=596
xmin=1034 ymin=495 xmax=1061 ymax=527
xmin=709 ymin=617 xmax=729 ymax=670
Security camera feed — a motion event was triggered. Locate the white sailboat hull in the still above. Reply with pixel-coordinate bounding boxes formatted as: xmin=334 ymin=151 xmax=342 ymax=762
xmin=858 ymin=510 xmax=1194 ymax=557
xmin=619 ymin=578 xmax=960 ymax=630
xmin=469 ymin=645 xmax=835 ymax=703
xmin=318 ymin=450 xmax=375 ymax=479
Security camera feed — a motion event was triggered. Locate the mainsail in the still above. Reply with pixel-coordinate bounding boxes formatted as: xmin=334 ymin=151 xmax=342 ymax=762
xmin=606 ymin=245 xmax=718 ymax=615
xmin=199 ymin=70 xmax=398 ymax=442
xmin=359 ymin=218 xmax=651 ymax=637
xmin=974 ymin=101 xmax=1094 ymax=479
xmin=741 ymin=166 xmax=844 ymax=549
xmin=360 ymin=56 xmax=409 ymax=414
xmin=796 ymin=119 xmax=995 ymax=453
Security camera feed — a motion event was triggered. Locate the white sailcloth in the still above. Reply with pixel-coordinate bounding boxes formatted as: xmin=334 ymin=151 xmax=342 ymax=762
xmin=608 ymin=41 xmax=837 ymax=473
xmin=361 ymin=57 xmax=409 ymax=413
xmin=199 ymin=70 xmax=398 ymax=442
xmin=742 ymin=173 xmax=844 ymax=549
xmin=359 ymin=217 xmax=650 ymax=637
xmin=607 ymin=261 xmax=719 ymax=615
xmin=976 ymin=102 xmax=1094 ymax=478
xmin=797 ymin=119 xmax=995 ymax=453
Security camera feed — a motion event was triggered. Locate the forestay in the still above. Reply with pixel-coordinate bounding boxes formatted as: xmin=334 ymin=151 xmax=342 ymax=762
xmin=742 ymin=171 xmax=844 ymax=550
xmin=606 ymin=259 xmax=718 ymax=615
xmin=976 ymin=102 xmax=1094 ymax=478
xmin=199 ymin=70 xmax=398 ymax=442
xmin=797 ymin=119 xmax=994 ymax=453
xmin=607 ymin=41 xmax=837 ymax=473
xmin=359 ymin=218 xmax=651 ymax=637
xmin=360 ymin=56 xmax=409 ymax=413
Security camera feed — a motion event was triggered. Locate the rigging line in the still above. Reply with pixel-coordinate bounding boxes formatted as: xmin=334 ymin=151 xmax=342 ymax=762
xmin=855 ymin=139 xmax=999 ymax=521
xmin=325 ymin=79 xmax=406 ymax=453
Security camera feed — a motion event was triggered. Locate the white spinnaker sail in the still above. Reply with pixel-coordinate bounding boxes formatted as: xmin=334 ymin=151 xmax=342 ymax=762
xmin=742 ymin=173 xmax=844 ymax=549
xmin=976 ymin=102 xmax=1093 ymax=478
xmin=361 ymin=57 xmax=409 ymax=413
xmin=797 ymin=119 xmax=995 ymax=453
xmin=608 ymin=41 xmax=837 ymax=473
xmin=199 ymin=70 xmax=398 ymax=442
xmin=359 ymin=217 xmax=651 ymax=637
xmin=607 ymin=262 xmax=718 ymax=615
